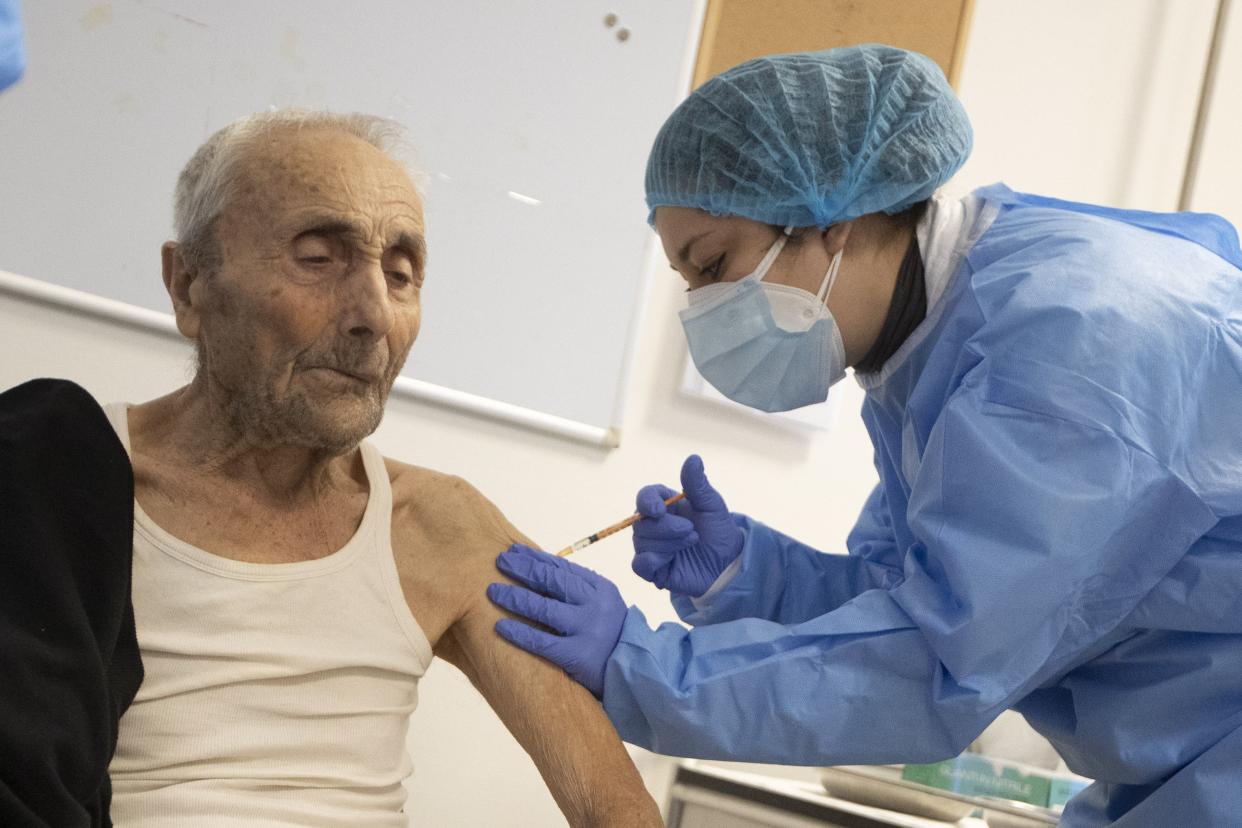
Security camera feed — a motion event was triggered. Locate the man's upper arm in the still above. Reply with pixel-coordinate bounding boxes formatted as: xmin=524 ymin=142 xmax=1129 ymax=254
xmin=428 ymin=486 xmax=661 ymax=827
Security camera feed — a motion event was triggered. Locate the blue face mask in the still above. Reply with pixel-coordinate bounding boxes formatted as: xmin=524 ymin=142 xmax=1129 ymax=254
xmin=679 ymin=229 xmax=847 ymax=413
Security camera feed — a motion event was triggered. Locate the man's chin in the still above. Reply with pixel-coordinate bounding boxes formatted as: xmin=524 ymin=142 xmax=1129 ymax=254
xmin=304 ymin=400 xmax=385 ymax=451
xmin=260 ymin=391 xmax=386 ymax=453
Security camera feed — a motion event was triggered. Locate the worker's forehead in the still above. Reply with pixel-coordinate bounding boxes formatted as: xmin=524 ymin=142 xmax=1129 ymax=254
xmin=654 ymin=206 xmax=763 ymax=237
xmin=654 ymin=206 xmax=773 ymax=266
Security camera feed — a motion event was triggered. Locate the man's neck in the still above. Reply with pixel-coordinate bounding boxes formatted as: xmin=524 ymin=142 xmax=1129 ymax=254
xmin=129 ymin=384 xmax=358 ymax=505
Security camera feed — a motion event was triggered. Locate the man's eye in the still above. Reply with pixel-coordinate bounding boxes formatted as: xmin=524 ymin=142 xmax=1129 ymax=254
xmin=387 ymin=270 xmax=412 ymax=286
xmin=292 ymin=233 xmax=343 ymax=266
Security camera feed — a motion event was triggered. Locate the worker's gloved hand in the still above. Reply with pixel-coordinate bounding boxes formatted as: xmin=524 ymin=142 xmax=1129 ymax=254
xmin=489 ymin=545 xmax=626 ymax=698
xmin=631 ymin=454 xmax=744 ymax=597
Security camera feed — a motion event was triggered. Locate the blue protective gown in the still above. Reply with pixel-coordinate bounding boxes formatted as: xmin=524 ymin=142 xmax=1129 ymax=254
xmin=0 ymin=0 xmax=24 ymax=93
xmin=602 ymin=185 xmax=1242 ymax=825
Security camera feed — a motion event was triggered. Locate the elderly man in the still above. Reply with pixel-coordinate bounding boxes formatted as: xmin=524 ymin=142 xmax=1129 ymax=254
xmin=58 ymin=111 xmax=659 ymax=825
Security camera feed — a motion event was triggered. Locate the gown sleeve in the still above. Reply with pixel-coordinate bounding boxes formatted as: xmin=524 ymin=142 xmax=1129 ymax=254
xmin=603 ymin=378 xmax=1217 ymax=765
xmin=0 ymin=0 xmax=25 ymax=92
xmin=670 ymin=488 xmax=902 ymax=627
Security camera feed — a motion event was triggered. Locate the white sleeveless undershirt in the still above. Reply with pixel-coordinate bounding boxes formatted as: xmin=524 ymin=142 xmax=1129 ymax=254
xmin=104 ymin=403 xmax=433 ymax=827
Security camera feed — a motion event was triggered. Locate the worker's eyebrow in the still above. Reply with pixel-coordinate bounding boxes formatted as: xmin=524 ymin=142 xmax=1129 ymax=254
xmin=675 ymin=231 xmax=712 ymax=267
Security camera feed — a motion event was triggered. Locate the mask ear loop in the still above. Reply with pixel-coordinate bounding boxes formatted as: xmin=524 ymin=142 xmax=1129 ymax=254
xmin=751 ymin=225 xmax=795 ymax=284
xmin=815 ymin=248 xmax=844 ymax=307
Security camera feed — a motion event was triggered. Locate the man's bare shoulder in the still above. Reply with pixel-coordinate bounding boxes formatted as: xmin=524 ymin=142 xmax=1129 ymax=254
xmin=382 ymin=455 xmax=531 ymax=562
xmin=380 ymin=455 xmax=533 ymax=646
xmin=383 ymin=455 xmax=473 ymax=513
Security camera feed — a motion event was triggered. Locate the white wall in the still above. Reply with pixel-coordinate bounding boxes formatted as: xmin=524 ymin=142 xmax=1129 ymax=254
xmin=951 ymin=0 xmax=1217 ymax=207
xmin=0 ymin=1 xmax=1234 ymax=825
xmin=1186 ymin=0 xmax=1242 ymax=227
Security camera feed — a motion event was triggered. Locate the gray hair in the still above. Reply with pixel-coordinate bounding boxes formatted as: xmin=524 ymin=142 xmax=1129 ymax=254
xmin=172 ymin=109 xmax=417 ymax=274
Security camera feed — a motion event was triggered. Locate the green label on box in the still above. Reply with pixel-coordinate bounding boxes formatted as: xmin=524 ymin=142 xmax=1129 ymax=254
xmin=1048 ymin=776 xmax=1091 ymax=809
xmin=901 ymin=754 xmax=1052 ymax=807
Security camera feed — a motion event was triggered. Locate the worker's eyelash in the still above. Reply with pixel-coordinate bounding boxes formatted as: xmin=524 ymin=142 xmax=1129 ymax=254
xmin=700 ymin=254 xmax=725 ymax=281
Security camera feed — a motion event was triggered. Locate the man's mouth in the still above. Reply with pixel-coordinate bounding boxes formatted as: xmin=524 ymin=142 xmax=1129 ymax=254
xmin=313 ymin=366 xmax=382 ymax=384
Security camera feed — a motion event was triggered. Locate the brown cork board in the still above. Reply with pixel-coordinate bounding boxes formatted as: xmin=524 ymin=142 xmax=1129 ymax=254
xmin=693 ymin=0 xmax=975 ymax=89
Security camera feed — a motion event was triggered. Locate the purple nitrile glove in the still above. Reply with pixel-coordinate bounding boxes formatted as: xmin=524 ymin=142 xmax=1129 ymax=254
xmin=631 ymin=454 xmax=743 ymax=597
xmin=488 ymin=544 xmax=626 ymax=698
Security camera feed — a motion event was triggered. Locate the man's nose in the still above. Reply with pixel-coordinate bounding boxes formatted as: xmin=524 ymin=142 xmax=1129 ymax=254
xmin=339 ymin=259 xmax=396 ymax=340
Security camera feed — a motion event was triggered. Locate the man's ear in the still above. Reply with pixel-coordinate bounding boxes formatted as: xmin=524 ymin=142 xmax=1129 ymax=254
xmin=162 ymin=242 xmax=202 ymax=340
xmin=820 ymin=220 xmax=853 ymax=257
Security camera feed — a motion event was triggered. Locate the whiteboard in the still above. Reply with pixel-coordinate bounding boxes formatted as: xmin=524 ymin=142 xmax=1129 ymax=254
xmin=0 ymin=0 xmax=705 ymax=446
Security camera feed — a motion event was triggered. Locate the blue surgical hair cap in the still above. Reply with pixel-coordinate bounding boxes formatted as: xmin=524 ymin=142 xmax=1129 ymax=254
xmin=645 ymin=44 xmax=973 ymax=228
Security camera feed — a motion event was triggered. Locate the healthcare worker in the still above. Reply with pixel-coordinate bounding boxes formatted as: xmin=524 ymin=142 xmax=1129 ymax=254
xmin=488 ymin=44 xmax=1242 ymax=825
xmin=0 ymin=0 xmax=24 ymax=93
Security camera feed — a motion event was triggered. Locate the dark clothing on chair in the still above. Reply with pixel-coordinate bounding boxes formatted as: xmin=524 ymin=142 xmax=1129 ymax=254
xmin=0 ymin=379 xmax=142 ymax=827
